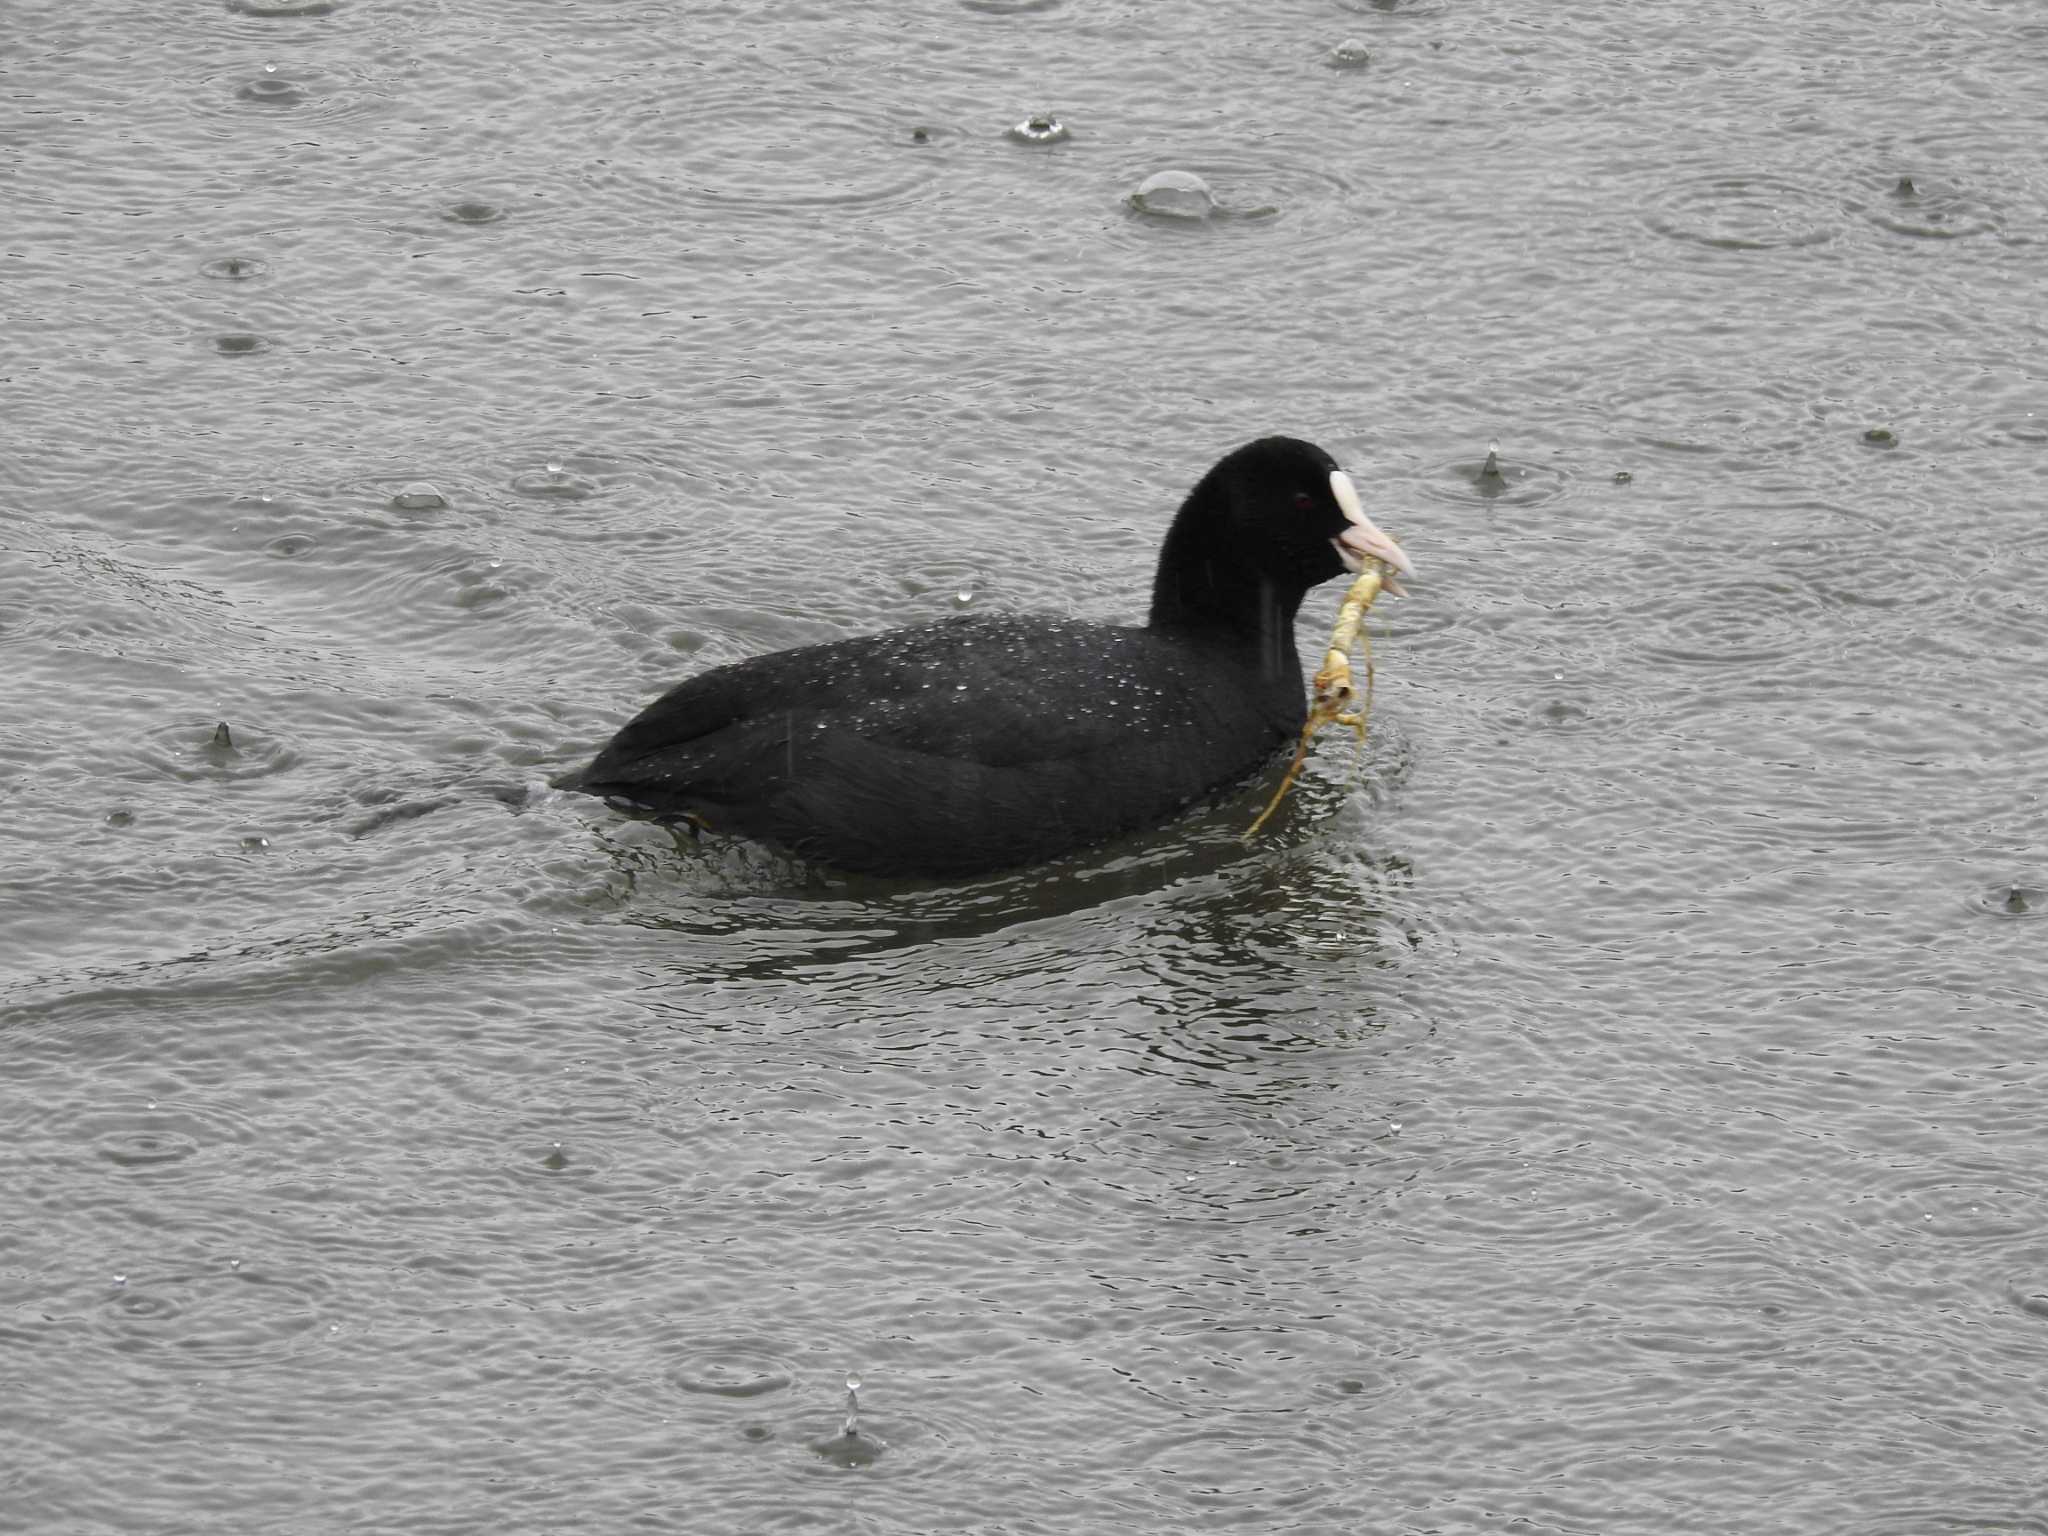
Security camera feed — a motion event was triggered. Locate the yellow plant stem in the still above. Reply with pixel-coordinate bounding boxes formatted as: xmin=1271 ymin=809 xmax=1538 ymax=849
xmin=1245 ymin=563 xmax=1384 ymax=840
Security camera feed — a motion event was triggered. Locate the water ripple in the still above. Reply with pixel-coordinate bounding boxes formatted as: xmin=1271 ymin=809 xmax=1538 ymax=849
xmin=1334 ymin=0 xmax=1451 ymax=14
xmin=1965 ymin=882 xmax=2047 ymax=921
xmin=1419 ymin=443 xmax=1570 ymax=509
xmin=787 ymin=1386 xmax=984 ymax=1484
xmin=90 ymin=1261 xmax=337 ymax=1369
xmin=68 ymin=1096 xmax=261 ymax=1176
xmin=608 ymin=82 xmax=940 ymax=218
xmin=669 ymin=1340 xmax=800 ymax=1401
xmin=1856 ymin=172 xmax=2004 ymax=241
xmin=1103 ymin=1423 xmax=1352 ymax=1524
xmin=1643 ymin=171 xmax=1847 ymax=251
xmin=198 ymin=254 xmax=271 ymax=281
xmin=1395 ymin=1148 xmax=1667 ymax=1249
xmin=194 ymin=61 xmax=382 ymax=128
xmin=134 ymin=718 xmax=301 ymax=783
xmin=224 ymin=0 xmax=342 ymax=14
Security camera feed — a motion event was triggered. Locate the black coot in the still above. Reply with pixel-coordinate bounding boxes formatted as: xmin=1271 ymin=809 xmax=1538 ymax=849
xmin=562 ymin=437 xmax=1413 ymax=876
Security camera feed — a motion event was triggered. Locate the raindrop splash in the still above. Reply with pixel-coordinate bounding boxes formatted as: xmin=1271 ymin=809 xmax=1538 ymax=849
xmin=1008 ymin=112 xmax=1069 ymax=146
xmin=236 ymin=63 xmax=306 ymax=106
xmin=511 ymin=461 xmax=598 ymax=500
xmin=809 ymin=1368 xmax=883 ymax=1468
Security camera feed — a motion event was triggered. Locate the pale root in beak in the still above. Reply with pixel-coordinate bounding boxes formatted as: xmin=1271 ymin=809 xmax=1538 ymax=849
xmin=1328 ymin=469 xmax=1413 ymax=595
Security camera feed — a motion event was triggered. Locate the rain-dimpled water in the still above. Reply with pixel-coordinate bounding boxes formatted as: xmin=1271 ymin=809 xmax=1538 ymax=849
xmin=5 ymin=2 xmax=2048 ymax=1532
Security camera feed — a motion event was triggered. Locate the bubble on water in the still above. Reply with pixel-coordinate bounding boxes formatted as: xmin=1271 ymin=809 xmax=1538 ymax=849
xmin=1128 ymin=169 xmax=1216 ymax=220
xmin=1328 ymin=39 xmax=1373 ymax=70
xmin=953 ymin=589 xmax=975 ymax=607
xmin=113 ymin=1274 xmax=127 ymax=1288
xmin=389 ymin=482 xmax=447 ymax=511
xmin=442 ymin=200 xmax=504 ymax=225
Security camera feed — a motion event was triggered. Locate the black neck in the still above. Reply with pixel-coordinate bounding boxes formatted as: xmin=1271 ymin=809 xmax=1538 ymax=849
xmin=1146 ymin=498 xmax=1309 ymax=675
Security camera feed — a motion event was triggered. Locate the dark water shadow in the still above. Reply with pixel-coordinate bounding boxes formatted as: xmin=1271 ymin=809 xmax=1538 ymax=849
xmin=594 ymin=729 xmax=1418 ymax=964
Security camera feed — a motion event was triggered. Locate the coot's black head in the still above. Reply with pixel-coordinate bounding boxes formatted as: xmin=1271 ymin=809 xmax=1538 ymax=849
xmin=1148 ymin=436 xmax=1413 ymax=646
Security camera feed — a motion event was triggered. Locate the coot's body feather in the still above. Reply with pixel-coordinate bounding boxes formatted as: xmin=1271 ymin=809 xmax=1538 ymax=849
xmin=564 ymin=438 xmax=1412 ymax=877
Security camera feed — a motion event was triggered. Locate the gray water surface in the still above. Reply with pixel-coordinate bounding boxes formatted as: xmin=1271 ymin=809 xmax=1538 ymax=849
xmin=5 ymin=2 xmax=2048 ymax=1533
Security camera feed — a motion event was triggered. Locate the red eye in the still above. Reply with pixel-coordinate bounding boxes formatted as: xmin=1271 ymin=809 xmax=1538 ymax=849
xmin=1293 ymin=491 xmax=1315 ymax=512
